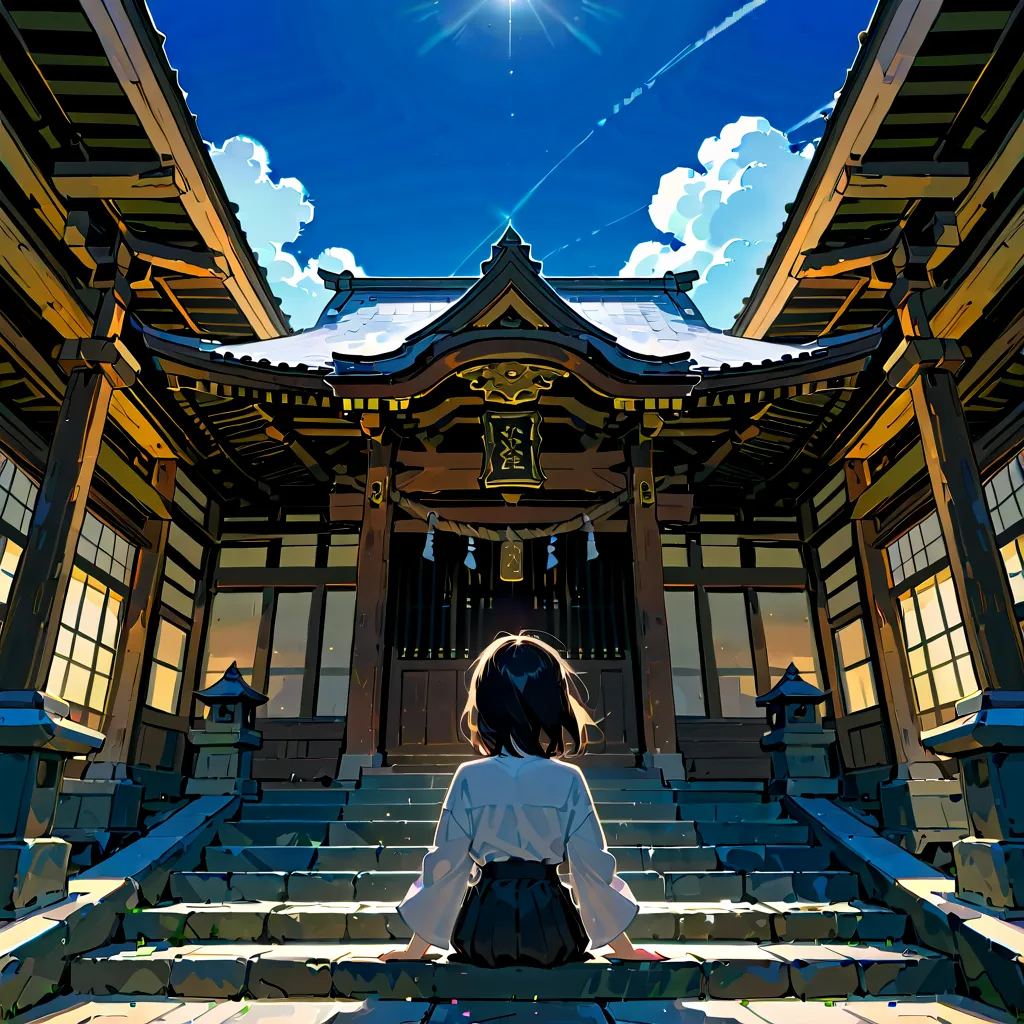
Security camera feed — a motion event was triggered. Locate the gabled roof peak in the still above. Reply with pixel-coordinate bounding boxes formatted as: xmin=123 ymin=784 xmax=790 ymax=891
xmin=479 ymin=222 xmax=542 ymax=276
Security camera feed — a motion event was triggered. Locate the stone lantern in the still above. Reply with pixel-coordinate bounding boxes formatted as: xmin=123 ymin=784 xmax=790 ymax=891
xmin=187 ymin=663 xmax=267 ymax=800
xmin=0 ymin=690 xmax=104 ymax=918
xmin=756 ymin=663 xmax=838 ymax=798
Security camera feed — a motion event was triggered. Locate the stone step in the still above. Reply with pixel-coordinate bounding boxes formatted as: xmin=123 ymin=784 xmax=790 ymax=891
xmin=201 ymin=842 xmax=834 ymax=875
xmin=240 ymin=804 xmax=346 ymax=821
xmin=171 ymin=867 xmax=863 ymax=907
xmin=19 ymin=996 xmax=1001 ymax=1024
xmin=120 ymin=898 xmax=905 ymax=945
xmin=675 ymin=801 xmax=784 ymax=821
xmin=259 ymin=788 xmax=350 ymax=804
xmin=694 ymin=822 xmax=810 ymax=846
xmin=335 ymin=799 xmax=684 ymax=822
xmin=71 ymin=940 xmax=952 ymax=1001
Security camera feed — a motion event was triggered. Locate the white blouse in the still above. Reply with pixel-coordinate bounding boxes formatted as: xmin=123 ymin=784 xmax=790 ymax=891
xmin=397 ymin=754 xmax=638 ymax=950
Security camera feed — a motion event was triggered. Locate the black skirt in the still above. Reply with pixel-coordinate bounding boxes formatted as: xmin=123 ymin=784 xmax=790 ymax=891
xmin=449 ymin=858 xmax=590 ymax=968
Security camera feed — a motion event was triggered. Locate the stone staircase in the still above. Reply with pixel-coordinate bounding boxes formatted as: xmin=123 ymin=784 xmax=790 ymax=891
xmin=68 ymin=764 xmax=960 ymax=1004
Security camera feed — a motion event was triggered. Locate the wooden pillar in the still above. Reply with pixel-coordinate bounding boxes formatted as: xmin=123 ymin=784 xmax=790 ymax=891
xmin=96 ymin=458 xmax=176 ymax=765
xmin=628 ymin=443 xmax=677 ymax=756
xmin=341 ymin=438 xmax=394 ymax=770
xmin=887 ymin=336 xmax=1024 ymax=693
xmin=855 ymin=516 xmax=932 ymax=766
xmin=0 ymin=339 xmax=138 ymax=691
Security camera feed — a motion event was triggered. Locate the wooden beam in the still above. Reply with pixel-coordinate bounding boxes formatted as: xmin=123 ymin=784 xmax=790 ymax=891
xmin=99 ymin=458 xmax=176 ymax=764
xmin=842 ymin=161 xmax=970 ymax=199
xmin=345 ymin=441 xmax=394 ymax=758
xmin=51 ymin=161 xmax=185 ymax=199
xmin=629 ymin=443 xmax=676 ymax=755
xmin=909 ymin=364 xmax=1024 ymax=692
xmin=0 ymin=365 xmax=117 ymax=689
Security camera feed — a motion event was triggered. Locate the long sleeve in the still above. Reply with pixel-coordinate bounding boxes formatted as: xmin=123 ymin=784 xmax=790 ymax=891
xmin=396 ymin=774 xmax=475 ymax=949
xmin=565 ymin=771 xmax=638 ymax=948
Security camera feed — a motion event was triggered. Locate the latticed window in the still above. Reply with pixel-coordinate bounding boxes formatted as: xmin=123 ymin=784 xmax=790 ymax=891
xmin=985 ymin=454 xmax=1024 ymax=536
xmin=146 ymin=618 xmax=188 ymax=715
xmin=0 ymin=453 xmax=37 ymax=625
xmin=46 ymin=512 xmax=136 ymax=713
xmin=834 ymin=618 xmax=879 ymax=713
xmin=898 ymin=569 xmax=977 ymax=712
xmin=48 ymin=567 xmax=124 ymax=712
xmin=887 ymin=512 xmax=944 ymax=588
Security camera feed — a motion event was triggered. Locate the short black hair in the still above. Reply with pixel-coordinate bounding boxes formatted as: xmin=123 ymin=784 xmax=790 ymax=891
xmin=460 ymin=633 xmax=598 ymax=758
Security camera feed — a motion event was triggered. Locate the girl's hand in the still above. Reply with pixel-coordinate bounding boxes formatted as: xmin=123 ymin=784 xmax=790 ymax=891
xmin=611 ymin=946 xmax=666 ymax=961
xmin=605 ymin=931 xmax=667 ymax=961
xmin=378 ymin=948 xmax=428 ymax=961
xmin=378 ymin=933 xmax=432 ymax=961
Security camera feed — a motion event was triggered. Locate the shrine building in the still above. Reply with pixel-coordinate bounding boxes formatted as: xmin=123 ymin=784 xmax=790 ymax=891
xmin=1 ymin=0 xmax=1024 ymax=930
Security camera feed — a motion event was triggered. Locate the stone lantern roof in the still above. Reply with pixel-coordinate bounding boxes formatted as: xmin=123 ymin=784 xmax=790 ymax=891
xmin=756 ymin=663 xmax=826 ymax=707
xmin=194 ymin=662 xmax=268 ymax=709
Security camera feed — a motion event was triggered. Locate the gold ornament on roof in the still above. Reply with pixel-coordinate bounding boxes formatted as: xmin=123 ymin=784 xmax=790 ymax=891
xmin=457 ymin=362 xmax=568 ymax=405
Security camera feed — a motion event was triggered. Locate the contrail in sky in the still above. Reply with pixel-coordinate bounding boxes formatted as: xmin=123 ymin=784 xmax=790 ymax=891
xmin=786 ymin=99 xmax=836 ymax=137
xmin=451 ymin=0 xmax=772 ymax=275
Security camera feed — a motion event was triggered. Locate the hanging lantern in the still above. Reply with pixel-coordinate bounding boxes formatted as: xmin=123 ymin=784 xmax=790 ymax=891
xmin=465 ymin=535 xmax=477 ymax=571
xmin=422 ymin=512 xmax=437 ymax=562
xmin=584 ymin=514 xmax=598 ymax=561
xmin=546 ymin=534 xmax=558 ymax=571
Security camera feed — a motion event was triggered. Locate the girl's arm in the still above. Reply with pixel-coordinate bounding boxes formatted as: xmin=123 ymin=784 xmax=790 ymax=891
xmin=379 ymin=933 xmax=432 ymax=961
xmin=606 ymin=930 xmax=665 ymax=961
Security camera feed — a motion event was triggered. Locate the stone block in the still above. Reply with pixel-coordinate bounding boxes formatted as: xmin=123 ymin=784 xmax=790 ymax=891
xmin=333 ymin=958 xmax=435 ymax=1000
xmin=765 ymin=902 xmax=838 ymax=941
xmin=743 ymin=872 xmax=794 ymax=903
xmin=248 ymin=947 xmax=334 ymax=998
xmin=880 ymin=778 xmax=968 ymax=831
xmin=0 ymin=838 xmax=70 ymax=918
xmin=170 ymin=871 xmax=230 ymax=903
xmin=626 ymin=905 xmax=678 ymax=941
xmin=47 ymin=877 xmax=138 ymax=955
xmin=601 ymin=822 xmax=698 ymax=847
xmin=53 ymin=793 xmax=81 ymax=829
xmin=666 ymin=871 xmax=743 ymax=902
xmin=644 ymin=846 xmax=718 ymax=872
xmin=219 ymin=820 xmax=329 ymax=846
xmin=702 ymin=948 xmax=789 ymax=999
xmin=599 ymin=803 xmax=678 ymax=821
xmin=185 ymin=904 xmax=272 ymax=942
xmin=953 ymin=836 xmax=1024 ymax=909
xmin=347 ymin=907 xmax=395 ymax=941
xmin=268 ymin=903 xmax=354 ymax=941
xmin=715 ymin=846 xmax=765 ymax=871
xmin=430 ymin=961 xmax=701 ymax=1001
xmin=0 ymin=914 xmax=69 ymax=1015
xmin=609 ymin=848 xmax=645 ymax=871
xmin=329 ymin=821 xmax=434 ymax=847
xmin=288 ymin=870 xmax=357 ymax=902
xmin=317 ymin=846 xmax=420 ymax=871
xmin=793 ymin=871 xmax=860 ymax=903
xmin=960 ymin=749 xmax=1024 ymax=841
xmin=70 ymin=945 xmax=180 ymax=996
xmin=617 ymin=871 xmax=665 ymax=901
xmin=763 ymin=845 xmax=832 ymax=871
xmin=677 ymin=903 xmax=771 ymax=941
xmin=168 ymin=947 xmax=253 ymax=998
xmin=122 ymin=906 xmax=191 ymax=943
xmin=838 ymin=904 xmax=906 ymax=942
xmin=229 ymin=871 xmax=287 ymax=902
xmin=207 ymin=846 xmax=315 ymax=872
xmin=695 ymin=822 xmax=809 ymax=846
xmin=855 ymin=948 xmax=956 ymax=997
xmin=355 ymin=870 xmax=420 ymax=902
xmin=790 ymin=956 xmax=858 ymax=999
xmin=431 ymin=1003 xmax=606 ymax=1024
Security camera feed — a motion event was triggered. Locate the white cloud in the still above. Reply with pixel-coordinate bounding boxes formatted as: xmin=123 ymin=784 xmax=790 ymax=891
xmin=208 ymin=136 xmax=364 ymax=331
xmin=620 ymin=116 xmax=812 ymax=331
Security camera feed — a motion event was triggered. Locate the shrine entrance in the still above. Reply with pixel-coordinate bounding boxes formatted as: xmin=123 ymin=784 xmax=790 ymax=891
xmin=381 ymin=528 xmax=642 ymax=764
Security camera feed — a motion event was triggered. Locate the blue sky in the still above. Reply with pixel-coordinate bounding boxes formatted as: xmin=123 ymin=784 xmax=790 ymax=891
xmin=149 ymin=0 xmax=876 ymax=329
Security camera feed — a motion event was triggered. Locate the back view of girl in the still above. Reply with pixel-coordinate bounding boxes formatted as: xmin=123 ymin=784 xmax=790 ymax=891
xmin=381 ymin=633 xmax=661 ymax=968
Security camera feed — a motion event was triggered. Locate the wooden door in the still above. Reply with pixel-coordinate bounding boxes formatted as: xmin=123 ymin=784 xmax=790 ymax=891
xmin=384 ymin=656 xmax=473 ymax=762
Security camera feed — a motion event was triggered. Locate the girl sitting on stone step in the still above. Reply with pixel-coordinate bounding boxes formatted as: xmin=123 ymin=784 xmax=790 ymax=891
xmin=380 ymin=632 xmax=663 ymax=968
